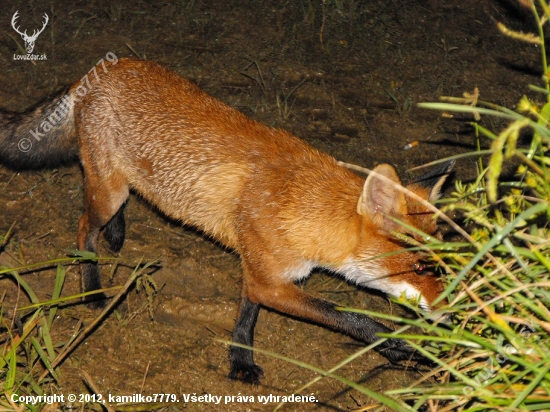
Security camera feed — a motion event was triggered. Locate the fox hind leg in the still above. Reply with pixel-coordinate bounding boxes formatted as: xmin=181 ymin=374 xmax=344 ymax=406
xmin=78 ymin=211 xmax=107 ymax=308
xmin=77 ymin=173 xmax=129 ymax=308
xmin=229 ymin=295 xmax=264 ymax=384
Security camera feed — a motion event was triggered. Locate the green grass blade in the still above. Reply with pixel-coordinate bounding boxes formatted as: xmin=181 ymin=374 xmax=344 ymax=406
xmin=30 ymin=337 xmax=58 ymax=381
xmin=48 ymin=265 xmax=66 ymax=326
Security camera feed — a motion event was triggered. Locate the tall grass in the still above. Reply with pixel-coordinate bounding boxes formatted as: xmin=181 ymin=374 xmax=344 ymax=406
xmin=1 ymin=260 xmax=71 ymax=411
xmin=382 ymin=0 xmax=550 ymax=409
xmin=0 ymin=247 xmax=156 ymax=411
xmin=403 ymin=1 xmax=550 ymax=409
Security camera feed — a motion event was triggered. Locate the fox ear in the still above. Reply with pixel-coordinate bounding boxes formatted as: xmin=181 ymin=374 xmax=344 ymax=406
xmin=411 ymin=160 xmax=455 ymax=201
xmin=357 ymin=164 xmax=407 ymax=227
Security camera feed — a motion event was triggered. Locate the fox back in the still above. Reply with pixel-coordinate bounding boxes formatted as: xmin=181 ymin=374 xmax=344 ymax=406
xmin=0 ymin=58 xmax=452 ymax=383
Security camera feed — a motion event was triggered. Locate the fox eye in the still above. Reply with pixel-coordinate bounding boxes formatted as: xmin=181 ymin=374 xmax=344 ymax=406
xmin=413 ymin=260 xmax=431 ymax=275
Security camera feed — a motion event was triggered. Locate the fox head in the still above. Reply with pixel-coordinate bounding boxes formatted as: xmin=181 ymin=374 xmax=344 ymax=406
xmin=338 ymin=161 xmax=454 ymax=312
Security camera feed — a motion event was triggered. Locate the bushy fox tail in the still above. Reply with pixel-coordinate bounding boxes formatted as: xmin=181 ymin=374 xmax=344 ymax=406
xmin=0 ymin=89 xmax=78 ymax=170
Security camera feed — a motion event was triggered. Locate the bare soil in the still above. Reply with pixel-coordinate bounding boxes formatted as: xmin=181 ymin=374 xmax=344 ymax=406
xmin=0 ymin=0 xmax=540 ymax=411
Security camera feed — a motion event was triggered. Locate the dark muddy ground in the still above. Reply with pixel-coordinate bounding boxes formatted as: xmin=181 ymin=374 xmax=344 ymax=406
xmin=0 ymin=0 xmax=541 ymax=410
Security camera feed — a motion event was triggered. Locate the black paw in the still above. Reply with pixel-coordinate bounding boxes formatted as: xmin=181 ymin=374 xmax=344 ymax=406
xmin=228 ymin=363 xmax=264 ymax=384
xmin=377 ymin=337 xmax=425 ymax=362
xmin=84 ymin=292 xmax=108 ymax=310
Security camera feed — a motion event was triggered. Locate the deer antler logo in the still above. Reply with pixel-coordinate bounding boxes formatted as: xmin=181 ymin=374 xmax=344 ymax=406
xmin=11 ymin=11 xmax=49 ymax=54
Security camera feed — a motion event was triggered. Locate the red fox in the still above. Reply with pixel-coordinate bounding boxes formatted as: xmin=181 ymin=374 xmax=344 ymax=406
xmin=0 ymin=58 xmax=452 ymax=383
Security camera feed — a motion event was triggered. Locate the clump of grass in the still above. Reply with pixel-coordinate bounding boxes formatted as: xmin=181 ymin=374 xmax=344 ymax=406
xmin=393 ymin=1 xmax=550 ymax=409
xmin=0 ymin=238 xmax=158 ymax=411
xmin=1 ymin=262 xmax=70 ymax=411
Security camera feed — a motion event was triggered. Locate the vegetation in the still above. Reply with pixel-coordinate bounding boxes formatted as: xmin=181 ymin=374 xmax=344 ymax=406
xmin=0 ymin=255 xmax=156 ymax=411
